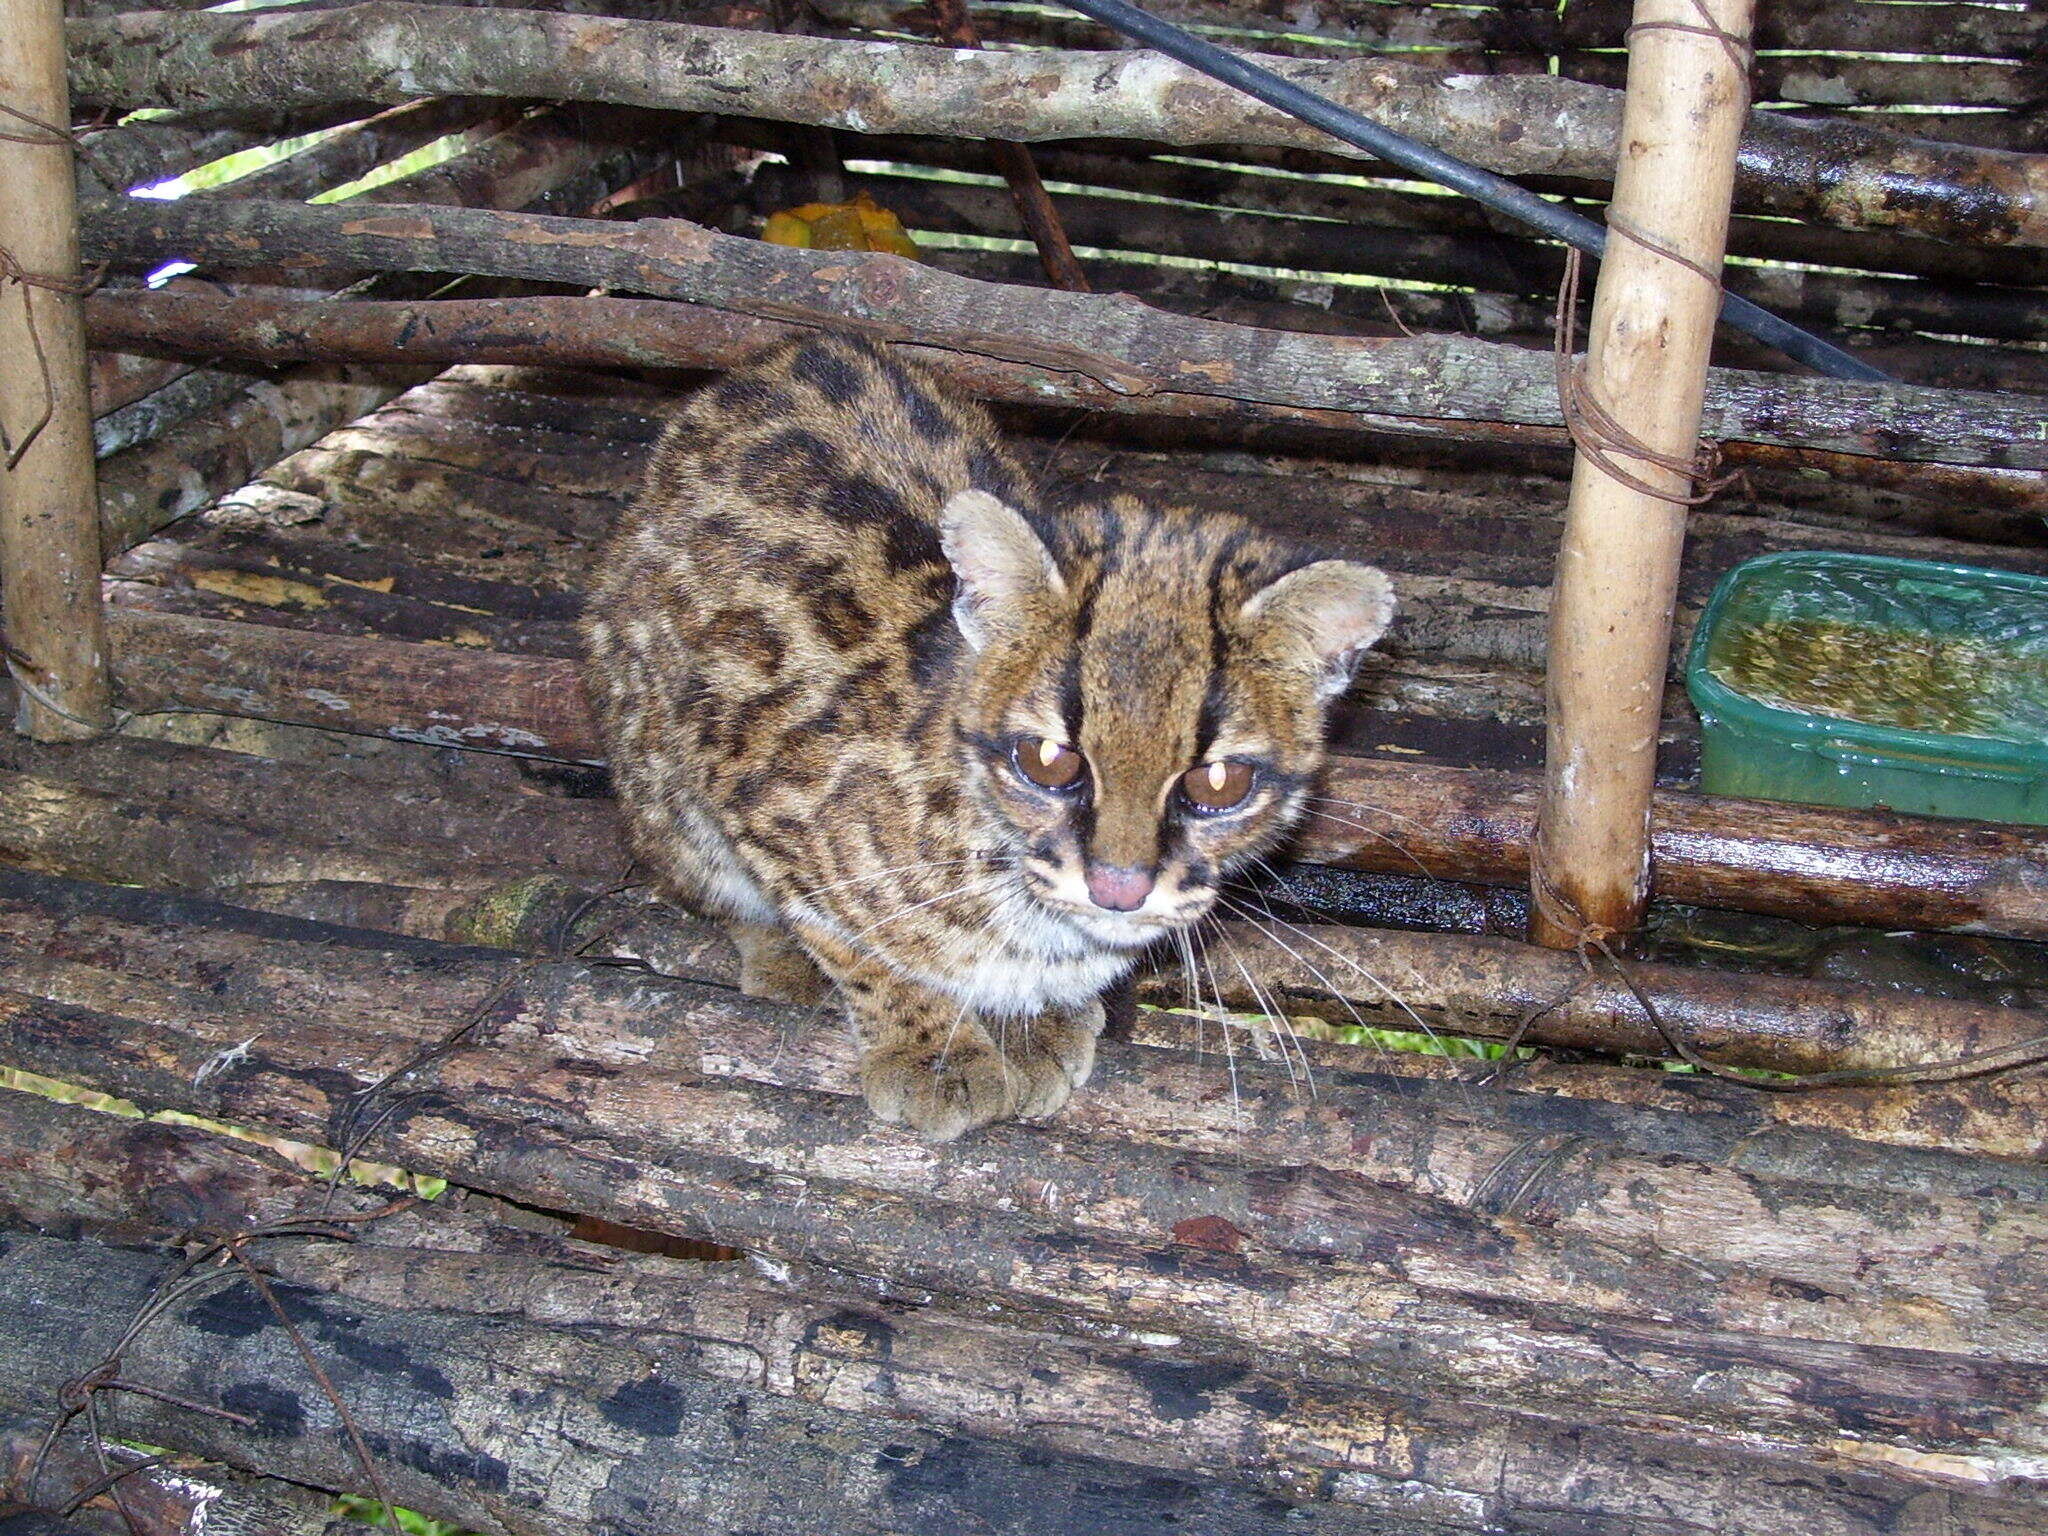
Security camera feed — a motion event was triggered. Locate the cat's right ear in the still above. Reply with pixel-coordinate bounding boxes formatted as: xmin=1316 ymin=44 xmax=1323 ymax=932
xmin=939 ymin=489 xmax=1065 ymax=650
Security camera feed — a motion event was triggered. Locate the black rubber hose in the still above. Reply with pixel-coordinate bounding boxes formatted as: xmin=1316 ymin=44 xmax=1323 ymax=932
xmin=1059 ymin=0 xmax=1893 ymax=383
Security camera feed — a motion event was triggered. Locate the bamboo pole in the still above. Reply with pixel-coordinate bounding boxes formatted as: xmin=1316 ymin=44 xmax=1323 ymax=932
xmin=0 ymin=0 xmax=111 ymax=740
xmin=1528 ymin=0 xmax=1753 ymax=949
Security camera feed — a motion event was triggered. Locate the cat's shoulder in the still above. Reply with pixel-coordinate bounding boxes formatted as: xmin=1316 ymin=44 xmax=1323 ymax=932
xmin=654 ymin=332 xmax=1000 ymax=478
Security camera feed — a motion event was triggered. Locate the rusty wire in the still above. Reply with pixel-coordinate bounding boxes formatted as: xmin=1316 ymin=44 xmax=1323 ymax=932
xmin=0 ymin=102 xmax=109 ymax=471
xmin=20 ymin=1203 xmax=418 ymax=1536
xmin=1520 ymin=862 xmax=2048 ymax=1091
xmin=1547 ymin=0 xmax=1760 ymax=511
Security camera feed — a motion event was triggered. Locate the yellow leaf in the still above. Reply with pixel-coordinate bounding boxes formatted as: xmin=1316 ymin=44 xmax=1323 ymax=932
xmin=760 ymin=193 xmax=920 ymax=260
xmin=760 ymin=210 xmax=814 ymax=249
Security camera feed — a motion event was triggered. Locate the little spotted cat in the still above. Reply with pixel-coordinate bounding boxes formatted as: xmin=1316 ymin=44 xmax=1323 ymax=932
xmin=581 ymin=334 xmax=1393 ymax=1139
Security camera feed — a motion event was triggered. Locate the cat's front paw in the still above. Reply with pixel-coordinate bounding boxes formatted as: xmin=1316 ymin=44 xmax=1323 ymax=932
xmin=997 ymin=999 xmax=1105 ymax=1120
xmin=861 ymin=1041 xmax=1019 ymax=1141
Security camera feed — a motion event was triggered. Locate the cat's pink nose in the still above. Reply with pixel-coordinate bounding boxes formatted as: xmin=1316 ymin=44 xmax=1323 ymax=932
xmin=1085 ymin=865 xmax=1155 ymax=912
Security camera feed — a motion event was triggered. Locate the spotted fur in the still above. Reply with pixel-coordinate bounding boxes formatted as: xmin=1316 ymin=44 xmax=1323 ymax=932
xmin=582 ymin=333 xmax=1393 ymax=1138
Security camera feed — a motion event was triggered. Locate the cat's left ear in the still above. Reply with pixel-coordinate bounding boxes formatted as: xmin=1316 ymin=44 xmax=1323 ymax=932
xmin=1238 ymin=561 xmax=1396 ymax=700
xmin=940 ymin=489 xmax=1065 ymax=650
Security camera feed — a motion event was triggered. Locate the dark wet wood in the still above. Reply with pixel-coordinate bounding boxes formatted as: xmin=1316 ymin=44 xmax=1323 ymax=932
xmin=9 ymin=1084 xmax=2047 ymax=1536
xmin=2 ymin=1226 xmax=1437 ymax=1536
xmin=6 ymin=883 xmax=2048 ymax=1377
xmin=98 ymin=608 xmax=2048 ymax=942
xmin=1166 ymin=919 xmax=2048 ymax=1077
xmin=71 ymin=102 xmax=379 ymax=198
xmin=90 ymin=105 xmax=680 ymax=555
xmin=8 ymin=716 xmax=2048 ymax=1170
xmin=1560 ymin=0 xmax=2044 ymax=57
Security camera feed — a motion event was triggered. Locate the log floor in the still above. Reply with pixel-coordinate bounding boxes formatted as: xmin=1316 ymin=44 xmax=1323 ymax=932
xmin=7 ymin=361 xmax=2048 ymax=1536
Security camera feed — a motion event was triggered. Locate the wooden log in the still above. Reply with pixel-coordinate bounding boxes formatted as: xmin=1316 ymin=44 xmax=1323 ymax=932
xmin=76 ymin=197 xmax=2048 ymax=471
xmin=5 ymin=751 xmax=2046 ymax=1184
xmin=0 ymin=0 xmax=112 ymax=740
xmin=71 ymin=103 xmax=380 ymax=197
xmin=95 ymin=607 xmax=2048 ymax=941
xmin=1567 ymin=52 xmax=2043 ymax=110
xmin=923 ymin=0 xmax=1090 ymax=292
xmin=1560 ymin=0 xmax=2045 ymax=58
xmin=828 ymin=0 xmax=2038 ymax=103
xmin=93 ymin=276 xmax=2048 ymax=516
xmin=2 ymin=1231 xmax=1441 ymax=1536
xmin=88 ymin=344 xmax=189 ymax=417
xmin=91 ymin=106 xmax=679 ymax=553
xmin=11 ymin=871 xmax=2044 ymax=1318
xmin=91 ymin=364 xmax=269 ymax=460
xmin=83 ymin=100 xmax=521 ymax=441
xmin=9 ymin=925 xmax=2048 ymax=1480
xmin=60 ymin=2 xmax=2048 ymax=248
xmin=186 ymin=94 xmax=507 ymax=203
xmin=7 ymin=1092 xmax=2040 ymax=1536
xmin=103 ymin=350 xmax=2048 ymax=670
xmin=1160 ymin=918 xmax=2048 ymax=1076
xmin=1 ymin=1417 xmax=368 ymax=1536
xmin=764 ymin=161 xmax=2048 ymax=347
xmin=95 ymin=368 xmax=420 ymax=556
xmin=1528 ymin=0 xmax=1752 ymax=948
xmin=816 ymin=0 xmax=1562 ymax=60
xmin=785 ymin=126 xmax=2048 ymax=293
xmin=1794 ymin=108 xmax=2047 ymax=159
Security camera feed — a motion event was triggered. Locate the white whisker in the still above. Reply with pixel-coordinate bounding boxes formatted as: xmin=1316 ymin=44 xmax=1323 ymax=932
xmin=1216 ymin=926 xmax=1314 ymax=1100
xmin=1192 ymin=927 xmax=1243 ymax=1124
xmin=1291 ymin=805 xmax=1437 ymax=880
xmin=1217 ymin=892 xmax=1470 ymax=1107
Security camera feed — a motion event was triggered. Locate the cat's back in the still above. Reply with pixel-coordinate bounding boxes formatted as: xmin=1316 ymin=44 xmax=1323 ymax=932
xmin=592 ymin=333 xmax=1030 ymax=637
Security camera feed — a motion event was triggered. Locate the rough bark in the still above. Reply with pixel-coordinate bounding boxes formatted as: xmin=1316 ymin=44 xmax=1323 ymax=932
xmin=95 ymin=368 xmax=421 ymax=556
xmin=71 ymin=103 xmax=379 ymax=198
xmin=1164 ymin=919 xmax=2048 ymax=1076
xmin=191 ymin=95 xmax=509 ymax=203
xmin=9 ymin=721 xmax=2048 ymax=1174
xmin=1565 ymin=52 xmax=2043 ymax=109
xmin=96 ymin=607 xmax=2048 ymax=942
xmin=78 ymin=197 xmax=2048 ymax=470
xmin=6 ymin=1091 xmax=2042 ymax=1536
xmin=8 ymin=886 xmax=2048 ymax=1388
xmin=12 ymin=897 xmax=2048 ymax=1523
xmin=1560 ymin=0 xmax=2044 ymax=56
xmin=828 ymin=0 xmax=2046 ymax=64
xmin=90 ymin=105 xmax=680 ymax=553
xmin=1 ymin=1418 xmax=367 ymax=1536
xmin=0 ymin=0 xmax=114 ymax=740
xmin=91 ymin=365 xmax=271 ymax=461
xmin=61 ymin=2 xmax=2048 ymax=247
xmin=3 ymin=1231 xmax=1443 ymax=1536
xmin=815 ymin=0 xmax=1561 ymax=58
xmin=773 ymin=164 xmax=2048 ymax=348
xmin=88 ymin=347 xmax=189 ymax=418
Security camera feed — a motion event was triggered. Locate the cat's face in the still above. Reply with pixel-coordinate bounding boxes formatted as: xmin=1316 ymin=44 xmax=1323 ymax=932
xmin=943 ymin=490 xmax=1393 ymax=949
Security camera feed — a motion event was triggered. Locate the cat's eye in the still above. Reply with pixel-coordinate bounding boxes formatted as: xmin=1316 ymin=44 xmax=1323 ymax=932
xmin=1181 ymin=760 xmax=1255 ymax=812
xmin=1015 ymin=736 xmax=1085 ymax=791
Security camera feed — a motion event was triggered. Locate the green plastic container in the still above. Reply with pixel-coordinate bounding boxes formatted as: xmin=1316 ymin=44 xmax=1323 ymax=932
xmin=1685 ymin=551 xmax=2048 ymax=824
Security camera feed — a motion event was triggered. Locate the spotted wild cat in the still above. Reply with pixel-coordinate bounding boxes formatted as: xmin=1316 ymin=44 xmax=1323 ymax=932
xmin=581 ymin=334 xmax=1394 ymax=1139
